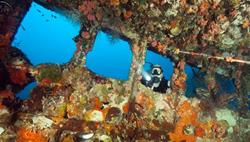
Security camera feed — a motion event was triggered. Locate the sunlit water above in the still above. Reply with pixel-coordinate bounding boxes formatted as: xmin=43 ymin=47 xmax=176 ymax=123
xmin=86 ymin=31 xmax=133 ymax=80
xmin=13 ymin=2 xmax=79 ymax=99
xmin=11 ymin=2 xmax=80 ymax=65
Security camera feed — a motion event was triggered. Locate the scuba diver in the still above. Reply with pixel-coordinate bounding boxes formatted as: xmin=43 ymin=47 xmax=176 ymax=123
xmin=141 ymin=63 xmax=171 ymax=93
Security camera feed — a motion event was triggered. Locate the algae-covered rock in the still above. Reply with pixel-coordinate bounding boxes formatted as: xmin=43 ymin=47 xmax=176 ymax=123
xmin=99 ymin=135 xmax=112 ymax=142
xmin=215 ymin=109 xmax=236 ymax=133
xmin=219 ymin=34 xmax=236 ymax=49
xmin=84 ymin=110 xmax=104 ymax=122
xmin=221 ymin=35 xmax=235 ymax=46
xmin=170 ymin=26 xmax=182 ymax=37
xmin=32 ymin=116 xmax=53 ymax=129
xmin=37 ymin=64 xmax=62 ymax=83
xmin=229 ymin=26 xmax=242 ymax=39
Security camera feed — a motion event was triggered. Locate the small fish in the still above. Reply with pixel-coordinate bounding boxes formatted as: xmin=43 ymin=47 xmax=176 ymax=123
xmin=46 ymin=19 xmax=49 ymax=22
xmin=51 ymin=15 xmax=57 ymax=19
xmin=21 ymin=25 xmax=26 ymax=31
xmin=36 ymin=9 xmax=41 ymax=13
xmin=15 ymin=41 xmax=22 ymax=47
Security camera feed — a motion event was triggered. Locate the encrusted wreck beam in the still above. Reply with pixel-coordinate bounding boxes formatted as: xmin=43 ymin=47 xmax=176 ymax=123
xmin=0 ymin=0 xmax=33 ymax=89
xmin=0 ymin=0 xmax=31 ymax=43
xmin=169 ymin=48 xmax=250 ymax=65
xmin=34 ymin=0 xmax=80 ymax=11
xmin=127 ymin=39 xmax=148 ymax=112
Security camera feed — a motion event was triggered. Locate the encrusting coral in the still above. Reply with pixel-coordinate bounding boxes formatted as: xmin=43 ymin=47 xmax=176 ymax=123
xmin=16 ymin=128 xmax=47 ymax=142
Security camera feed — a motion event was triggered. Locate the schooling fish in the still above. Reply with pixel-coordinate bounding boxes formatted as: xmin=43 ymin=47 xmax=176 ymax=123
xmin=21 ymin=25 xmax=26 ymax=31
xmin=51 ymin=15 xmax=57 ymax=19
xmin=36 ymin=9 xmax=41 ymax=13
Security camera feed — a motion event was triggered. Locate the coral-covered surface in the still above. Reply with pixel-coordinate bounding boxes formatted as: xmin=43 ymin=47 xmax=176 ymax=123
xmin=0 ymin=0 xmax=250 ymax=142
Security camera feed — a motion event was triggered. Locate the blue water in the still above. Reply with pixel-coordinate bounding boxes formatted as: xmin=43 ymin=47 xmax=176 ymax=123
xmin=11 ymin=2 xmax=80 ymax=65
xmin=86 ymin=31 xmax=133 ymax=80
xmin=184 ymin=65 xmax=207 ymax=97
xmin=228 ymin=98 xmax=238 ymax=110
xmin=16 ymin=82 xmax=37 ymax=100
xmin=216 ymin=74 xmax=236 ymax=94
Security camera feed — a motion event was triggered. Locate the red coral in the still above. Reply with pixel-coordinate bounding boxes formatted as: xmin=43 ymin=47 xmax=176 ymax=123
xmin=7 ymin=66 xmax=29 ymax=86
xmin=123 ymin=10 xmax=133 ymax=20
xmin=151 ymin=41 xmax=165 ymax=53
xmin=0 ymin=33 xmax=11 ymax=47
xmin=195 ymin=127 xmax=205 ymax=137
xmin=208 ymin=22 xmax=220 ymax=35
xmin=17 ymin=128 xmax=47 ymax=142
xmin=81 ymin=31 xmax=91 ymax=39
xmin=89 ymin=97 xmax=103 ymax=110
xmin=110 ymin=0 xmax=120 ymax=6
xmin=39 ymin=78 xmax=52 ymax=86
xmin=78 ymin=1 xmax=97 ymax=21
xmin=199 ymin=1 xmax=210 ymax=15
xmin=0 ymin=90 xmax=14 ymax=109
xmin=197 ymin=18 xmax=208 ymax=27
xmin=87 ymin=14 xmax=96 ymax=21
xmin=172 ymin=68 xmax=186 ymax=90
xmin=0 ymin=90 xmax=14 ymax=100
xmin=96 ymin=10 xmax=104 ymax=21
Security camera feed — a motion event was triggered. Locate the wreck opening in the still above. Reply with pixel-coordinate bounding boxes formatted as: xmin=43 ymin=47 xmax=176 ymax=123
xmin=16 ymin=82 xmax=37 ymax=100
xmin=141 ymin=49 xmax=238 ymax=103
xmin=11 ymin=2 xmax=80 ymax=66
xmin=11 ymin=1 xmax=80 ymax=99
xmin=86 ymin=30 xmax=133 ymax=80
xmin=140 ymin=49 xmax=204 ymax=95
xmin=141 ymin=50 xmax=174 ymax=93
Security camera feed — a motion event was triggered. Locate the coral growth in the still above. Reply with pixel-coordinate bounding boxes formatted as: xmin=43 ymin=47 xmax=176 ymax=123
xmin=37 ymin=64 xmax=62 ymax=85
xmin=169 ymin=100 xmax=204 ymax=142
xmin=78 ymin=1 xmax=97 ymax=21
xmin=7 ymin=66 xmax=29 ymax=86
xmin=16 ymin=128 xmax=47 ymax=142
